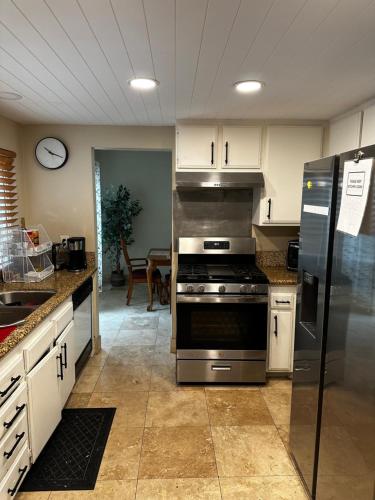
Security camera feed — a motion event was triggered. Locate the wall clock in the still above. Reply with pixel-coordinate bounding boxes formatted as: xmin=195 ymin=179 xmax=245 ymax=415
xmin=35 ymin=137 xmax=68 ymax=169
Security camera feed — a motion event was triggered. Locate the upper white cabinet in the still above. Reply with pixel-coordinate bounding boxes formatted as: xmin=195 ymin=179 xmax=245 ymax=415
xmin=253 ymin=126 xmax=322 ymax=225
xmin=328 ymin=112 xmax=362 ymax=155
xmin=176 ymin=125 xmax=218 ymax=169
xmin=221 ymin=126 xmax=262 ymax=169
xmin=361 ymin=104 xmax=375 ymax=147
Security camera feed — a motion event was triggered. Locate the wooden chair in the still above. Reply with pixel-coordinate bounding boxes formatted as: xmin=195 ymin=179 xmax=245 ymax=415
xmin=120 ymin=239 xmax=162 ymax=306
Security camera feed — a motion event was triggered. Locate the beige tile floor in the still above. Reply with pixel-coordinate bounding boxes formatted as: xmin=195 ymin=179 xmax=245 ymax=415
xmin=17 ymin=285 xmax=308 ymax=500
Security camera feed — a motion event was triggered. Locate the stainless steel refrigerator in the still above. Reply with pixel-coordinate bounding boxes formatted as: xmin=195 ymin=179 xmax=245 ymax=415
xmin=290 ymin=145 xmax=375 ymax=499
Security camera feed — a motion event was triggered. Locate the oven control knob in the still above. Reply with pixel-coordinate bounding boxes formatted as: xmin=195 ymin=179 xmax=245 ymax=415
xmin=240 ymin=285 xmax=249 ymax=294
xmin=250 ymin=285 xmax=257 ymax=293
xmin=198 ymin=285 xmax=205 ymax=293
xmin=218 ymin=285 xmax=226 ymax=294
xmin=186 ymin=285 xmax=194 ymax=293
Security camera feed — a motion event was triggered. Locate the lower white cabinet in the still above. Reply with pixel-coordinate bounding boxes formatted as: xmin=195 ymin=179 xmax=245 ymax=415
xmin=268 ymin=310 xmax=294 ymax=372
xmin=0 ymin=443 xmax=29 ymax=499
xmin=26 ymin=346 xmax=61 ymax=462
xmin=56 ymin=321 xmax=76 ymax=408
xmin=0 ymin=412 xmax=28 ymax=481
xmin=267 ymin=287 xmax=296 ymax=373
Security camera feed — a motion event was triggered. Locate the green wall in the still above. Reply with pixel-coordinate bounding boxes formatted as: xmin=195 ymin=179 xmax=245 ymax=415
xmin=96 ymin=149 xmax=172 ymax=282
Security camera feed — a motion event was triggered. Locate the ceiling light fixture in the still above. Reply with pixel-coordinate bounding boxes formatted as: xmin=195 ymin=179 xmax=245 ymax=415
xmin=234 ymin=80 xmax=264 ymax=93
xmin=128 ymin=78 xmax=159 ymax=90
xmin=0 ymin=91 xmax=23 ymax=101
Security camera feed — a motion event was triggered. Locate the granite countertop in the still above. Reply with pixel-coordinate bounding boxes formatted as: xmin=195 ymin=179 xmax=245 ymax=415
xmin=260 ymin=266 xmax=298 ymax=286
xmin=0 ymin=253 xmax=97 ymax=360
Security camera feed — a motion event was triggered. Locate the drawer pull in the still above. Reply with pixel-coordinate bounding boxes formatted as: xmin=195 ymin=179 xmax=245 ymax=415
xmin=275 ymin=300 xmax=291 ymax=304
xmin=7 ymin=465 xmax=28 ymax=496
xmin=0 ymin=376 xmax=21 ymax=399
xmin=3 ymin=431 xmax=25 ymax=459
xmin=211 ymin=365 xmax=232 ymax=371
xmin=3 ymin=404 xmax=26 ymax=429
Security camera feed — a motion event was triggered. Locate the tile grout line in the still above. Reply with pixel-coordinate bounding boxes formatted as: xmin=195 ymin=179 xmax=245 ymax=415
xmin=204 ymin=389 xmax=224 ymax=500
xmin=135 ymin=388 xmax=151 ymax=499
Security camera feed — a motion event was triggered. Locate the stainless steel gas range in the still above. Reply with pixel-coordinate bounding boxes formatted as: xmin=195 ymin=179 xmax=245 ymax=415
xmin=176 ymin=237 xmax=269 ymax=384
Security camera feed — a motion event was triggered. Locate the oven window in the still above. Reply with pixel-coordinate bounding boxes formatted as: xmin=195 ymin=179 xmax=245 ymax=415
xmin=177 ymin=302 xmax=267 ymax=350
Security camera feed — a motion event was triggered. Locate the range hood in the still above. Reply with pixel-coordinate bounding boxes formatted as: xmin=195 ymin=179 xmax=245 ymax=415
xmin=175 ymin=171 xmax=264 ymax=190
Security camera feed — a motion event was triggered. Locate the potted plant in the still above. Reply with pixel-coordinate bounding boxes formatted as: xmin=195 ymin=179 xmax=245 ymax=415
xmin=101 ymin=184 xmax=142 ymax=287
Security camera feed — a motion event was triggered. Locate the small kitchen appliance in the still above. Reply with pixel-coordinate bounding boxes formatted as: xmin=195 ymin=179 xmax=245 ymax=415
xmin=67 ymin=237 xmax=87 ymax=273
xmin=287 ymin=239 xmax=299 ymax=271
xmin=51 ymin=242 xmax=68 ymax=270
xmin=176 ymin=237 xmax=269 ymax=384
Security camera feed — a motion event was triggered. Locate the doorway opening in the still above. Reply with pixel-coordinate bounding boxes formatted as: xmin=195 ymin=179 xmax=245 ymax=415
xmin=93 ymin=147 xmax=173 ymax=359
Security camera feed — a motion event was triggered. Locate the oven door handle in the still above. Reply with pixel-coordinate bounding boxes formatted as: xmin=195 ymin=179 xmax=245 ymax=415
xmin=176 ymin=294 xmax=268 ymax=304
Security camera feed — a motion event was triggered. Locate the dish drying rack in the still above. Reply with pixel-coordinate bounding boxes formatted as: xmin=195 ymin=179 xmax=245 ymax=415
xmin=1 ymin=225 xmax=54 ymax=282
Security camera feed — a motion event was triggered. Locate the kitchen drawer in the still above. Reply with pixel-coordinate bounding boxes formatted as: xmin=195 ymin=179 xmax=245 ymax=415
xmin=0 ymin=383 xmax=27 ymax=443
xmin=177 ymin=359 xmax=266 ymax=383
xmin=0 ymin=443 xmax=29 ymax=499
xmin=270 ymin=293 xmax=294 ymax=309
xmin=0 ymin=356 xmax=24 ymax=408
xmin=0 ymin=412 xmax=28 ymax=481
xmin=23 ymin=320 xmax=55 ymax=373
xmin=51 ymin=299 xmax=73 ymax=340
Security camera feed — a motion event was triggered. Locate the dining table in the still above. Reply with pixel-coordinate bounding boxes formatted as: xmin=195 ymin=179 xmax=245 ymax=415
xmin=146 ymin=248 xmax=171 ymax=311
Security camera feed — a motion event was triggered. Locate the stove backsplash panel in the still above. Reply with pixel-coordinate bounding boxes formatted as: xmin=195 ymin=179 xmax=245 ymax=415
xmin=173 ymin=189 xmax=253 ymax=247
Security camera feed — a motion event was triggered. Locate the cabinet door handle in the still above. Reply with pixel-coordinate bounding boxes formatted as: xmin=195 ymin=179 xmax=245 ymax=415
xmin=275 ymin=300 xmax=291 ymax=304
xmin=211 ymin=142 xmax=214 ymax=165
xmin=267 ymin=198 xmax=272 ymax=220
xmin=3 ymin=403 xmax=26 ymax=429
xmin=57 ymin=353 xmax=64 ymax=380
xmin=225 ymin=141 xmax=228 ymax=165
xmin=3 ymin=432 xmax=25 ymax=459
xmin=274 ymin=315 xmax=278 ymax=337
xmin=294 ymin=366 xmax=311 ymax=372
xmin=7 ymin=465 xmax=28 ymax=496
xmin=0 ymin=375 xmax=21 ymax=399
xmin=62 ymin=343 xmax=68 ymax=368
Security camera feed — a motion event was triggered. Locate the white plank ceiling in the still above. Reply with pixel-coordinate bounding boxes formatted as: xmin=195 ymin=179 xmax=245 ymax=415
xmin=0 ymin=0 xmax=375 ymax=125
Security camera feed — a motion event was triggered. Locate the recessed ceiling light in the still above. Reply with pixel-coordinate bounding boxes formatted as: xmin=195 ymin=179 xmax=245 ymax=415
xmin=234 ymin=80 xmax=264 ymax=93
xmin=128 ymin=78 xmax=159 ymax=90
xmin=0 ymin=91 xmax=23 ymax=101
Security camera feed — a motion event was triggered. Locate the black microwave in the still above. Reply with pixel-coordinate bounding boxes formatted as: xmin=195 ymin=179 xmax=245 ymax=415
xmin=287 ymin=240 xmax=299 ymax=271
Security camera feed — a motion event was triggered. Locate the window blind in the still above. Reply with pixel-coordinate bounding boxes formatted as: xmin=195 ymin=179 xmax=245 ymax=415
xmin=0 ymin=147 xmax=18 ymax=270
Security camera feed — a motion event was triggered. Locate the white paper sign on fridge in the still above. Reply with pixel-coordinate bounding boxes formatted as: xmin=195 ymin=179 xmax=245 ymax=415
xmin=336 ymin=158 xmax=373 ymax=236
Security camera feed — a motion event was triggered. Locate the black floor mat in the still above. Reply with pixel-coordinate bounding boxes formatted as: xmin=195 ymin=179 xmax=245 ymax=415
xmin=20 ymin=407 xmax=115 ymax=491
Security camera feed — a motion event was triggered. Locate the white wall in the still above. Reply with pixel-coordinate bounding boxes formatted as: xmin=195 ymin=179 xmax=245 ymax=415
xmin=0 ymin=115 xmax=25 ymax=217
xmin=20 ymin=125 xmax=175 ymax=250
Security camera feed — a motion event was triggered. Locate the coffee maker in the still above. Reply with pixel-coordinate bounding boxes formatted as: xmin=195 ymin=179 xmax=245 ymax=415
xmin=67 ymin=237 xmax=87 ymax=272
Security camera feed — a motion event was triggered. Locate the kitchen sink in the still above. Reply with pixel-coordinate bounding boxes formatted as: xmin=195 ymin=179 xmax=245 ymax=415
xmin=0 ymin=291 xmax=56 ymax=329
xmin=0 ymin=307 xmax=36 ymax=327
xmin=0 ymin=290 xmax=56 ymax=308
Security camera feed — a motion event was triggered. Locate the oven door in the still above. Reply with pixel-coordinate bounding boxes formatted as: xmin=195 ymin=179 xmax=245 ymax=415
xmin=176 ymin=294 xmax=268 ymax=360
